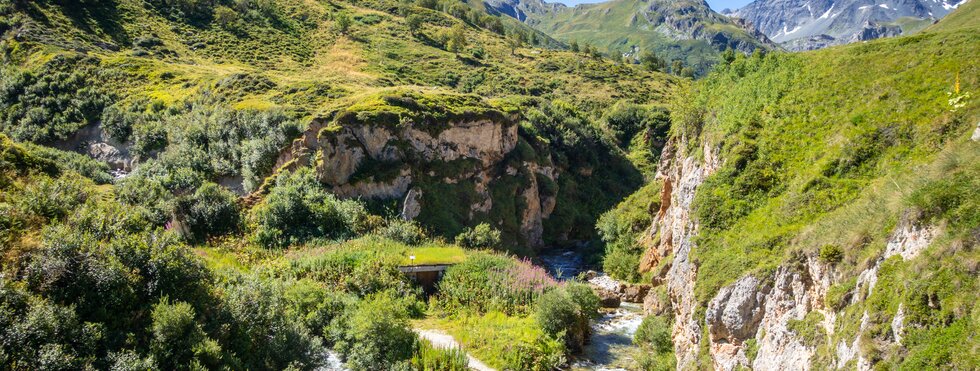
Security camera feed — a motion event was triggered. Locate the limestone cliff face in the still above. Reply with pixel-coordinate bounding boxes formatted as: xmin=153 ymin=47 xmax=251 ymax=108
xmin=268 ymin=110 xmax=559 ymax=247
xmin=641 ymin=132 xmax=943 ymax=370
xmin=639 ymin=135 xmax=721 ymax=368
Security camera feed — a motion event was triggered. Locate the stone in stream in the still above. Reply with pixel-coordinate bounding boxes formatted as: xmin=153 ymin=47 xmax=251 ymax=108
xmin=597 ymin=289 xmax=621 ymax=308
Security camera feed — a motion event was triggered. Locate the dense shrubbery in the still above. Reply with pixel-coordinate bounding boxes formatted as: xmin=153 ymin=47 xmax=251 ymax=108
xmin=0 ymin=55 xmax=109 ymax=143
xmin=329 ymin=293 xmax=419 ymax=370
xmin=534 ymin=283 xmax=599 ymax=353
xmin=634 ymin=315 xmax=675 ymax=370
xmin=249 ymin=168 xmax=369 ymax=248
xmin=454 ymin=222 xmax=501 ymax=248
xmin=437 ymin=254 xmax=558 ymax=315
xmin=596 ymin=182 xmax=661 ymax=282
xmin=173 ymin=182 xmax=240 ymax=241
xmin=379 ymin=218 xmax=429 ymax=245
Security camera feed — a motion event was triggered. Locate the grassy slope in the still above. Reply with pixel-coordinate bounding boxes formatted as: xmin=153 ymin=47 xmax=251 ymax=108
xmin=2 ymin=0 xmax=682 ymax=247
xmin=2 ymin=0 xmax=677 ymax=119
xmin=527 ymin=0 xmax=768 ymax=72
xmin=669 ymin=4 xmax=978 ymax=367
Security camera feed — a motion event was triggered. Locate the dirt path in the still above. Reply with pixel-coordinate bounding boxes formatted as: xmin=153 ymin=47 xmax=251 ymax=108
xmin=413 ymin=328 xmax=495 ymax=371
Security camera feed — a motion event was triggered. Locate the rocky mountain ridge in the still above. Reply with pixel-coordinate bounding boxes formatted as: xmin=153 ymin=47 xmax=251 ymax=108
xmin=485 ymin=0 xmax=776 ymax=73
xmin=729 ymin=0 xmax=968 ymax=50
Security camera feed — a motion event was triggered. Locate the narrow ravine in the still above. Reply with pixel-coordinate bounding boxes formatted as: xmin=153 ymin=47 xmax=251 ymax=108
xmin=538 ymin=249 xmax=646 ymax=370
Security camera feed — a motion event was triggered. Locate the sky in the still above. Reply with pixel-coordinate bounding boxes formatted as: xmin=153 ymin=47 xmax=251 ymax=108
xmin=553 ymin=0 xmax=755 ymax=12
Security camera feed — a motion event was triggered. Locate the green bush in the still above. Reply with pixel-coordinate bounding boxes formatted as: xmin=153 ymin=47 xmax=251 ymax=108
xmin=330 ymin=293 xmax=419 ymax=371
xmin=534 ymin=283 xmax=598 ymax=353
xmin=13 ymin=174 xmax=90 ymax=222
xmin=379 ymin=219 xmax=428 ymax=245
xmin=174 ymin=182 xmax=240 ymax=241
xmin=0 ymin=55 xmax=108 ymax=143
xmin=634 ymin=315 xmax=675 ymax=371
xmin=454 ymin=223 xmax=501 ymax=249
xmin=250 ymin=168 xmax=368 ymax=248
xmin=222 ymin=275 xmax=324 ymax=369
xmin=0 ymin=279 xmax=103 ymax=369
xmin=150 ymin=300 xmax=221 ymax=369
xmin=818 ymin=244 xmax=843 ymax=264
xmin=437 ymin=253 xmax=557 ymax=315
xmin=634 ymin=315 xmax=672 ymax=353
xmin=22 ymin=143 xmax=113 ymax=184
xmin=597 ymin=182 xmax=661 ymax=282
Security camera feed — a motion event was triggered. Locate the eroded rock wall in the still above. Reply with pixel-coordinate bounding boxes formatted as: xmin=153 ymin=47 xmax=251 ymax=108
xmin=640 ymin=134 xmax=942 ymax=370
xmin=268 ymin=114 xmax=563 ymax=247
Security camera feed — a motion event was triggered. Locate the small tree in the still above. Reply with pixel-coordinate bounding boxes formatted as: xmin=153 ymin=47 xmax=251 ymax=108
xmin=721 ymin=47 xmax=737 ymax=64
xmin=417 ymin=0 xmax=438 ymax=9
xmin=640 ymin=51 xmax=665 ymax=72
xmin=671 ymin=60 xmax=683 ymax=75
xmin=446 ymin=23 xmax=468 ymax=55
xmin=406 ymin=14 xmax=424 ymax=36
xmin=570 ymin=40 xmax=579 ymax=52
xmin=213 ymin=6 xmax=237 ymax=28
xmin=334 ymin=12 xmax=352 ymax=35
xmin=507 ymin=34 xmax=522 ymax=55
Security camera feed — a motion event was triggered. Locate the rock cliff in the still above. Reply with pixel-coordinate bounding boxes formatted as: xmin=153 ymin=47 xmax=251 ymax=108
xmin=262 ymin=91 xmax=635 ymax=249
xmin=641 ymin=134 xmax=953 ymax=370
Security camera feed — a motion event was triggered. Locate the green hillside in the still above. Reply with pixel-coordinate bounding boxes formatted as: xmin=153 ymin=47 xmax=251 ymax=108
xmin=511 ymin=0 xmax=775 ymax=74
xmin=600 ymin=4 xmax=978 ymax=368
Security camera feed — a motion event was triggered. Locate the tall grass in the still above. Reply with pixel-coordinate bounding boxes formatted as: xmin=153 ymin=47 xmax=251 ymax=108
xmin=411 ymin=340 xmax=468 ymax=371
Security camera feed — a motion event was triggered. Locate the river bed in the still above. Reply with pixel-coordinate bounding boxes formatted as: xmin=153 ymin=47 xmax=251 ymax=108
xmin=538 ymin=249 xmax=647 ymax=370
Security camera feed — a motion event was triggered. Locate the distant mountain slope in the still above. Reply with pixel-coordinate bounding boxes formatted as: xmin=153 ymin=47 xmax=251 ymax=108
xmin=486 ymin=0 xmax=776 ymax=73
xmin=729 ymin=0 xmax=968 ymax=50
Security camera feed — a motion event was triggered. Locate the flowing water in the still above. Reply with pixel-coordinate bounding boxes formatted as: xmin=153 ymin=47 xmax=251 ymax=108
xmin=537 ymin=250 xmax=646 ymax=370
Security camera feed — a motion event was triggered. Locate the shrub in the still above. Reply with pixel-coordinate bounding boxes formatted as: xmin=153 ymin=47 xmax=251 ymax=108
xmin=22 ymin=143 xmax=112 ymax=184
xmin=330 ymin=293 xmax=418 ymax=370
xmin=534 ymin=283 xmax=598 ymax=353
xmin=174 ymin=182 xmax=240 ymax=241
xmin=0 ymin=279 xmax=102 ymax=369
xmin=222 ymin=275 xmax=324 ymax=369
xmin=634 ymin=315 xmax=675 ymax=371
xmin=634 ymin=315 xmax=672 ymax=353
xmin=379 ymin=219 xmax=428 ymax=245
xmin=284 ymin=279 xmax=357 ymax=337
xmin=250 ymin=168 xmax=368 ymax=248
xmin=406 ymin=14 xmax=424 ymax=35
xmin=150 ymin=300 xmax=221 ymax=369
xmin=454 ymin=223 xmax=501 ymax=249
xmin=214 ymin=6 xmax=238 ymax=27
xmin=818 ymin=244 xmax=843 ymax=264
xmin=0 ymin=55 xmax=108 ymax=143
xmin=334 ymin=12 xmax=352 ymax=34
xmin=13 ymin=174 xmax=90 ymax=221
xmin=437 ymin=254 xmax=557 ymax=315
xmin=602 ymin=248 xmax=642 ymax=282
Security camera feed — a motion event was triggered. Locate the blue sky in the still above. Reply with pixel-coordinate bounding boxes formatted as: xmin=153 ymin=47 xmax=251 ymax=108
xmin=553 ymin=0 xmax=754 ymax=12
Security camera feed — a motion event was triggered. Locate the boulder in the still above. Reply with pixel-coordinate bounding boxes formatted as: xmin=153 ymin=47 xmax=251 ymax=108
xmin=597 ymin=290 xmax=621 ymax=308
xmin=622 ymin=284 xmax=652 ymax=303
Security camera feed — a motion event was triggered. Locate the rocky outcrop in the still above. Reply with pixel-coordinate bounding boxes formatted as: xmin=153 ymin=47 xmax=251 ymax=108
xmin=56 ymin=122 xmax=132 ymax=174
xmin=700 ymin=212 xmax=939 ymax=371
xmin=637 ymin=136 xmax=720 ymax=368
xmin=733 ymin=0 xmax=965 ymax=50
xmin=834 ymin=216 xmax=938 ymax=369
xmin=265 ymin=97 xmax=567 ymax=247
